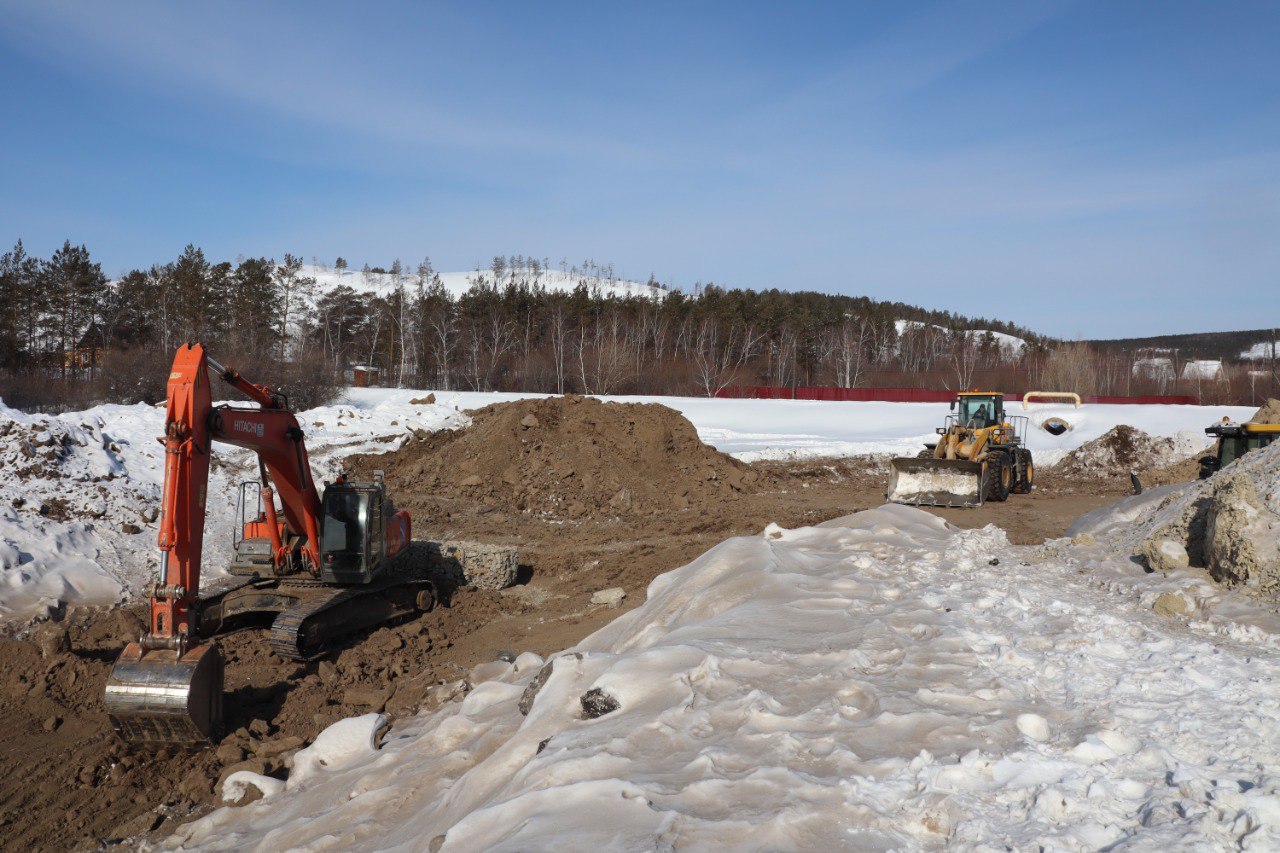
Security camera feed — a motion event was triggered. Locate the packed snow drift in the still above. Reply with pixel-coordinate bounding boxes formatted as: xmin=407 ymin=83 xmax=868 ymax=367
xmin=169 ymin=504 xmax=1280 ymax=850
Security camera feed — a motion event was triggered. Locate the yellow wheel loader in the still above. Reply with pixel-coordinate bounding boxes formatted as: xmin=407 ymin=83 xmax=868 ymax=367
xmin=886 ymin=391 xmax=1034 ymax=508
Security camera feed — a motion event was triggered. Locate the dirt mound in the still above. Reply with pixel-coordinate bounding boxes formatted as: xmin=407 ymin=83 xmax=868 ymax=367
xmin=375 ymin=396 xmax=758 ymax=519
xmin=1249 ymin=398 xmax=1280 ymax=424
xmin=1056 ymin=425 xmax=1183 ymax=476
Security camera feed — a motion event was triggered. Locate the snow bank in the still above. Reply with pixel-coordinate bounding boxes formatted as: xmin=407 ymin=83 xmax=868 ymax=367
xmin=169 ymin=505 xmax=1280 ymax=851
xmin=1070 ymin=437 xmax=1280 ymax=596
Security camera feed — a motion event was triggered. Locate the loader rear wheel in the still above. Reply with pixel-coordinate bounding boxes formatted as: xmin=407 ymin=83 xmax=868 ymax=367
xmin=985 ymin=452 xmax=1012 ymax=502
xmin=1013 ymin=450 xmax=1035 ymax=494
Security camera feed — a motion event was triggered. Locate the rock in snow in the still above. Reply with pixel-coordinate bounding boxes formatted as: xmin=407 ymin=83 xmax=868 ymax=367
xmin=166 ymin=505 xmax=1280 ymax=851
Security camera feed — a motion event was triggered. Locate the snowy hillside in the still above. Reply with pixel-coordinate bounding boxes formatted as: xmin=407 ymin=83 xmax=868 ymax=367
xmin=1241 ymin=341 xmax=1277 ymax=361
xmin=0 ymin=391 xmax=1252 ymax=622
xmin=170 ymin=505 xmax=1280 ymax=850
xmin=894 ymin=319 xmax=1027 ymax=361
xmin=303 ymin=264 xmax=668 ymax=301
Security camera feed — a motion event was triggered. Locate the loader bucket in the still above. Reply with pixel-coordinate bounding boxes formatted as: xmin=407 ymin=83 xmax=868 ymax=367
xmin=886 ymin=457 xmax=985 ymax=508
xmin=104 ymin=641 xmax=223 ymax=745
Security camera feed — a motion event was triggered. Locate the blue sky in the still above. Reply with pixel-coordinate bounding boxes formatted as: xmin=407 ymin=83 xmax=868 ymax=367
xmin=0 ymin=1 xmax=1276 ymax=337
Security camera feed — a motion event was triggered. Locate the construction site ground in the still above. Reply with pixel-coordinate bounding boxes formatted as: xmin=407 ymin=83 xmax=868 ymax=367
xmin=0 ymin=452 xmax=1153 ymax=850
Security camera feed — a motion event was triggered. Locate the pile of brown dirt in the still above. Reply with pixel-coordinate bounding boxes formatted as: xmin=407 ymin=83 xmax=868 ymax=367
xmin=382 ymin=395 xmax=759 ymax=519
xmin=1249 ymin=398 xmax=1280 ymax=423
xmin=1055 ymin=425 xmax=1182 ymax=477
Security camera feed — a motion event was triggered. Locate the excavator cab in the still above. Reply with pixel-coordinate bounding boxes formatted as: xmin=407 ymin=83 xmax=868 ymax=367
xmin=320 ymin=472 xmax=409 ymax=585
xmin=320 ymin=482 xmax=381 ymax=584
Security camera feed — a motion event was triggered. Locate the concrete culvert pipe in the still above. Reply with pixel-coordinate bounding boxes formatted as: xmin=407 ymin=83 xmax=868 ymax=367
xmin=1043 ymin=417 xmax=1070 ymax=436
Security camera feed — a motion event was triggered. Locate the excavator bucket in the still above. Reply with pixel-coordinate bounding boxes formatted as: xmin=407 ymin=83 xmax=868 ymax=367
xmin=104 ymin=641 xmax=223 ymax=745
xmin=886 ymin=457 xmax=985 ymax=508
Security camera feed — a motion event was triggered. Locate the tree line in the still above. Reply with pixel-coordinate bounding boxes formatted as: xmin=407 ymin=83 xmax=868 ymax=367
xmin=1 ymin=240 xmax=1264 ymax=411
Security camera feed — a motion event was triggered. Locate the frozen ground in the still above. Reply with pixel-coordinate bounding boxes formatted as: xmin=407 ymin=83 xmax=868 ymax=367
xmin=0 ymin=391 xmax=1252 ymax=621
xmin=169 ymin=505 xmax=1280 ymax=851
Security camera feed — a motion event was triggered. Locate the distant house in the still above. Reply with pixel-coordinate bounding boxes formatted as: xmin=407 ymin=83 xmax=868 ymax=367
xmin=1181 ymin=359 xmax=1224 ymax=381
xmin=63 ymin=323 xmax=104 ymax=372
xmin=345 ymin=364 xmax=380 ymax=387
xmin=1132 ymin=358 xmax=1174 ymax=381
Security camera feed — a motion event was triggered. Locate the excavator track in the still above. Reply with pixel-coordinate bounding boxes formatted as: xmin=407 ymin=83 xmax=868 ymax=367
xmin=268 ymin=574 xmax=435 ymax=661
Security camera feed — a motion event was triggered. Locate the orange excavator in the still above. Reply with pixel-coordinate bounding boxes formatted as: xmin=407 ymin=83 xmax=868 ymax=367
xmin=103 ymin=344 xmax=436 ymax=745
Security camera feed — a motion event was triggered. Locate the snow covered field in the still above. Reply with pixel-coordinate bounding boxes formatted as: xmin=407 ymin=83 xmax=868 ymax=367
xmin=0 ymin=391 xmax=1254 ymax=622
xmin=170 ymin=504 xmax=1280 ymax=850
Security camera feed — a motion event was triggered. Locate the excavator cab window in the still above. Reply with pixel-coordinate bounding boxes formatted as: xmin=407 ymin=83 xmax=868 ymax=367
xmin=321 ymin=489 xmax=370 ymax=574
xmin=957 ymin=395 xmax=1002 ymax=429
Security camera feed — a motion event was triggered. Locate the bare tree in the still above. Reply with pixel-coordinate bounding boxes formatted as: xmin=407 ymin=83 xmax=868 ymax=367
xmin=275 ymin=253 xmax=315 ymax=362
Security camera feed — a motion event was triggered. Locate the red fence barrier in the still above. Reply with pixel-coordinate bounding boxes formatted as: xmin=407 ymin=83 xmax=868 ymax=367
xmin=715 ymin=387 xmax=1200 ymax=405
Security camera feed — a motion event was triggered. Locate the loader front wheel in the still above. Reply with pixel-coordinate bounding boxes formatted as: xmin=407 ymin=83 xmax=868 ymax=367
xmin=985 ymin=452 xmax=1012 ymax=502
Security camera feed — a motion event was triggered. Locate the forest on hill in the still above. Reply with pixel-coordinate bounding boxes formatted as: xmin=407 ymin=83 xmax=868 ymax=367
xmin=0 ymin=239 xmax=1269 ymax=411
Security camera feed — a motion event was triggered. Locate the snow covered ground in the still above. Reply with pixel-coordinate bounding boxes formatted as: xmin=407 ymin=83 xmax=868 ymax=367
xmin=169 ymin=505 xmax=1280 ymax=851
xmin=0 ymin=390 xmax=1254 ymax=622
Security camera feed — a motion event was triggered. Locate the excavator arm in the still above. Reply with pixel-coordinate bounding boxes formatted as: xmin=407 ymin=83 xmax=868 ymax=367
xmin=107 ymin=343 xmax=327 ymax=743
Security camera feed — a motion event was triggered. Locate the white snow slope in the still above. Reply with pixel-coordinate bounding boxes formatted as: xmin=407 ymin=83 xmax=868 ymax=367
xmin=0 ymin=391 xmax=1253 ymax=622
xmin=303 ymin=264 xmax=667 ymax=301
xmin=170 ymin=505 xmax=1280 ymax=851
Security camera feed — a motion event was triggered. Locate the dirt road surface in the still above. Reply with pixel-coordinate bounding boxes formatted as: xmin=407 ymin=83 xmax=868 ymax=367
xmin=0 ymin=443 xmax=1140 ymax=849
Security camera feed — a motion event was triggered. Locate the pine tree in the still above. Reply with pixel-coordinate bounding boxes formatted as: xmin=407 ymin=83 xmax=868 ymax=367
xmin=41 ymin=241 xmax=106 ymax=379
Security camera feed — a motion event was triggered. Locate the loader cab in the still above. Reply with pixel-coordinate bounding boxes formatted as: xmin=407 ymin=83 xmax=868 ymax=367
xmin=954 ymin=392 xmax=1004 ymax=429
xmin=319 ymin=479 xmax=387 ymax=585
